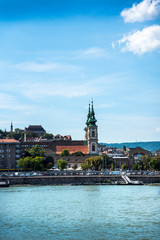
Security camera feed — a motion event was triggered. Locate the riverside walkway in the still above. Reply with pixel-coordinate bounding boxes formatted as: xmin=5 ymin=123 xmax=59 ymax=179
xmin=0 ymin=174 xmax=160 ymax=186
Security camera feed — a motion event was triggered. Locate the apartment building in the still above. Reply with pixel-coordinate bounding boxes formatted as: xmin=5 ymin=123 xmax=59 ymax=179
xmin=0 ymin=139 xmax=21 ymax=169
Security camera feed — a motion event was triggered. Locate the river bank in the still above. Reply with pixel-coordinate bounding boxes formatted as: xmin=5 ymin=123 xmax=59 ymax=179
xmin=1 ymin=175 xmax=160 ymax=186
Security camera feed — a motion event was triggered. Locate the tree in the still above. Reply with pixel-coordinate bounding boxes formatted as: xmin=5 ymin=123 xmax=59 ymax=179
xmin=31 ymin=157 xmax=44 ymax=171
xmin=17 ymin=156 xmax=45 ymax=171
xmin=81 ymin=156 xmax=103 ymax=171
xmin=149 ymin=157 xmax=160 ymax=171
xmin=121 ymin=164 xmax=127 ymax=170
xmin=43 ymin=133 xmax=53 ymax=140
xmin=17 ymin=157 xmax=33 ymax=170
xmin=71 ymin=151 xmax=85 ymax=156
xmin=132 ymin=155 xmax=151 ymax=171
xmin=27 ymin=144 xmax=45 ymax=158
xmin=42 ymin=155 xmax=54 ymax=169
xmin=57 ymin=159 xmax=68 ymax=170
xmin=123 ymin=145 xmax=126 ymax=151
xmin=111 ymin=163 xmax=115 ymax=171
xmin=141 ymin=155 xmax=151 ymax=170
xmin=101 ymin=154 xmax=113 ymax=169
xmin=60 ymin=149 xmax=70 ymax=156
xmin=81 ymin=162 xmax=89 ymax=170
xmin=10 ymin=132 xmax=22 ymax=140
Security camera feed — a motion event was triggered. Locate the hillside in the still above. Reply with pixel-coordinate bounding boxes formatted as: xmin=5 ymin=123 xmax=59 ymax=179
xmin=100 ymin=141 xmax=160 ymax=153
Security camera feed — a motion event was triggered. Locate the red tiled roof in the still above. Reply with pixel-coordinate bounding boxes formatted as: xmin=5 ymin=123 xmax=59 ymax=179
xmin=56 ymin=145 xmax=89 ymax=154
xmin=0 ymin=139 xmax=19 ymax=143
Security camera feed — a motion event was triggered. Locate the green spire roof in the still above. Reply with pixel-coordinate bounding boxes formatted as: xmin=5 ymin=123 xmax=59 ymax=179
xmin=86 ymin=101 xmax=97 ymax=126
xmin=86 ymin=103 xmax=91 ymax=126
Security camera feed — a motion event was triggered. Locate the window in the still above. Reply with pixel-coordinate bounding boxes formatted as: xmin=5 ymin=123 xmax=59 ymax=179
xmin=92 ymin=131 xmax=95 ymax=137
xmin=92 ymin=144 xmax=95 ymax=152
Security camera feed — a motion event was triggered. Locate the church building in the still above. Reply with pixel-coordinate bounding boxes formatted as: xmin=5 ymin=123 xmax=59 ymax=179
xmin=85 ymin=101 xmax=98 ymax=155
xmin=21 ymin=101 xmax=99 ymax=158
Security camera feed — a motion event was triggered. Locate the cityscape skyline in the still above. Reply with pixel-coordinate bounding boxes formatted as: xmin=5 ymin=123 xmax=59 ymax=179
xmin=0 ymin=0 xmax=160 ymax=142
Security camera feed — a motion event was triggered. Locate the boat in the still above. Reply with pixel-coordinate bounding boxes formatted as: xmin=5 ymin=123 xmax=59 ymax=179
xmin=0 ymin=180 xmax=10 ymax=187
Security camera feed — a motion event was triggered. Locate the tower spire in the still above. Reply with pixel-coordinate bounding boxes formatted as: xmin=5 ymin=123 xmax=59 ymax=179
xmin=86 ymin=102 xmax=91 ymax=126
xmin=89 ymin=100 xmax=97 ymax=126
xmin=10 ymin=121 xmax=13 ymax=133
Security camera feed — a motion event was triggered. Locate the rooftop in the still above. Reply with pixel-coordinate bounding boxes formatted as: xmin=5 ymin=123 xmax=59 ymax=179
xmin=0 ymin=139 xmax=19 ymax=143
xmin=56 ymin=145 xmax=89 ymax=154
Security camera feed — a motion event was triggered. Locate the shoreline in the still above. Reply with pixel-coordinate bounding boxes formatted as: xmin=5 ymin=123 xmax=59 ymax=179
xmin=1 ymin=175 xmax=160 ymax=187
xmin=6 ymin=182 xmax=160 ymax=187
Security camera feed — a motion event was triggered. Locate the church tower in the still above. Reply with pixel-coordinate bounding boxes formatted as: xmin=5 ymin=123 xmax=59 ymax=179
xmin=10 ymin=122 xmax=13 ymax=133
xmin=85 ymin=101 xmax=98 ymax=155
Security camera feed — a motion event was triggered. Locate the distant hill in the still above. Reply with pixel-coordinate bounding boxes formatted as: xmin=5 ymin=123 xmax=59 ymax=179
xmin=100 ymin=141 xmax=160 ymax=153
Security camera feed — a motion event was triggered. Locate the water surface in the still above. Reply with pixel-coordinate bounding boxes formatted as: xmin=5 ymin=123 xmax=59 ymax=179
xmin=0 ymin=185 xmax=160 ymax=240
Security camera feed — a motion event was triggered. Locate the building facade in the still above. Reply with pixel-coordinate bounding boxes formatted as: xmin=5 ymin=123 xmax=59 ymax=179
xmin=24 ymin=125 xmax=46 ymax=136
xmin=0 ymin=139 xmax=21 ymax=169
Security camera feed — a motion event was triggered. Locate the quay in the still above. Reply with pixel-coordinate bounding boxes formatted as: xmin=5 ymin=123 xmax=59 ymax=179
xmin=0 ymin=175 xmax=160 ymax=186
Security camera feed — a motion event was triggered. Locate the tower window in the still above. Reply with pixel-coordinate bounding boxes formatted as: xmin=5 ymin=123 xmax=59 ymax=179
xmin=92 ymin=131 xmax=95 ymax=137
xmin=92 ymin=144 xmax=95 ymax=152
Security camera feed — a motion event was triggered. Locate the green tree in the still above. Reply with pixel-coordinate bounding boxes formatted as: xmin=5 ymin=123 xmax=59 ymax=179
xmin=27 ymin=144 xmax=45 ymax=158
xmin=132 ymin=155 xmax=151 ymax=171
xmin=149 ymin=157 xmax=160 ymax=170
xmin=60 ymin=149 xmax=70 ymax=156
xmin=14 ymin=128 xmax=22 ymax=133
xmin=10 ymin=132 xmax=22 ymax=140
xmin=123 ymin=145 xmax=126 ymax=151
xmin=57 ymin=159 xmax=68 ymax=170
xmin=46 ymin=162 xmax=52 ymax=169
xmin=141 ymin=155 xmax=151 ymax=170
xmin=43 ymin=133 xmax=53 ymax=140
xmin=71 ymin=151 xmax=85 ymax=156
xmin=121 ymin=163 xmax=127 ymax=170
xmin=111 ymin=163 xmax=114 ymax=171
xmin=31 ymin=157 xmax=44 ymax=171
xmin=17 ymin=157 xmax=33 ymax=170
xmin=101 ymin=154 xmax=113 ymax=169
xmin=42 ymin=155 xmax=54 ymax=169
xmin=81 ymin=156 xmax=103 ymax=171
xmin=81 ymin=162 xmax=89 ymax=170
xmin=17 ymin=156 xmax=45 ymax=171
xmin=132 ymin=162 xmax=139 ymax=170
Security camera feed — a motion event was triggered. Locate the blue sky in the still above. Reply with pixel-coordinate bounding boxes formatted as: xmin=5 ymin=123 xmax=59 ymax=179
xmin=0 ymin=0 xmax=160 ymax=142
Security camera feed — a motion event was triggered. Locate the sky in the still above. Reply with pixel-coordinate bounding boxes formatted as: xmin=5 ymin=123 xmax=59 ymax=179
xmin=0 ymin=0 xmax=160 ymax=143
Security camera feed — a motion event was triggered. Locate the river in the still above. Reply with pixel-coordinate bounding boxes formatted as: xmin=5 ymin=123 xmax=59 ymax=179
xmin=0 ymin=185 xmax=160 ymax=240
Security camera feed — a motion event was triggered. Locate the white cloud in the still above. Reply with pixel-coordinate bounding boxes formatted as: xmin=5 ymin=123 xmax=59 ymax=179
xmin=14 ymin=61 xmax=79 ymax=72
xmin=121 ymin=0 xmax=160 ymax=23
xmin=118 ymin=25 xmax=160 ymax=54
xmin=20 ymin=82 xmax=101 ymax=100
xmin=77 ymin=47 xmax=107 ymax=59
xmin=156 ymin=127 xmax=160 ymax=132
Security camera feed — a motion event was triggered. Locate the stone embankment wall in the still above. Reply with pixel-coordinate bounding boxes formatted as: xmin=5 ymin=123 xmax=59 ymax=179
xmin=0 ymin=175 xmax=160 ymax=185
